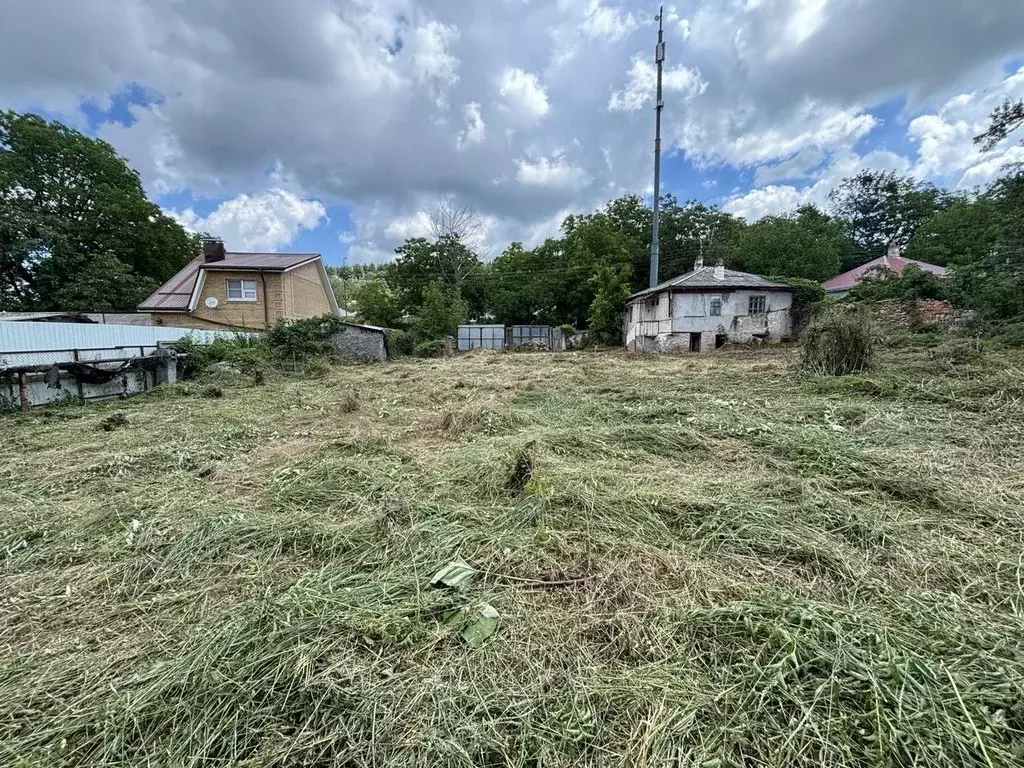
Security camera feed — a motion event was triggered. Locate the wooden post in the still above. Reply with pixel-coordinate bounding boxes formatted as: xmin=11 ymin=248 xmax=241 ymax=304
xmin=72 ymin=349 xmax=85 ymax=403
xmin=18 ymin=373 xmax=30 ymax=410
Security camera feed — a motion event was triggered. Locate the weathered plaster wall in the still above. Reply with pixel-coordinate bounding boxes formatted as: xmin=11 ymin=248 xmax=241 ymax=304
xmin=625 ymin=289 xmax=793 ymax=352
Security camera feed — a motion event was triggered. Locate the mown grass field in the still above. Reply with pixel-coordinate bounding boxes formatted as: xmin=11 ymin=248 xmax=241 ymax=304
xmin=3 ymin=344 xmax=1024 ymax=767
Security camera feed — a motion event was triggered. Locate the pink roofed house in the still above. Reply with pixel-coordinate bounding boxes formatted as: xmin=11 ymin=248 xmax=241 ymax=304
xmin=823 ymin=243 xmax=948 ymax=295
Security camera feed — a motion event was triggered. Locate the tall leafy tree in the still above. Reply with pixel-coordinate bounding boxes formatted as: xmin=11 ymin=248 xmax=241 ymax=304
xmin=828 ymin=171 xmax=947 ymax=270
xmin=386 ymin=236 xmax=486 ymax=318
xmin=736 ymin=213 xmax=841 ymax=281
xmin=0 ymin=110 xmax=199 ymax=310
xmin=410 ymin=282 xmax=468 ymax=341
xmin=975 ymin=99 xmax=1024 ymax=152
xmin=588 ymin=265 xmax=632 ymax=343
xmin=905 ymin=199 xmax=1002 ymax=268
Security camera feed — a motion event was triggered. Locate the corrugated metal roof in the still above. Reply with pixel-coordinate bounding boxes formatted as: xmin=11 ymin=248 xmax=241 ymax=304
xmin=823 ymin=255 xmax=949 ymax=292
xmin=629 ymin=267 xmax=792 ymax=300
xmin=140 ymin=252 xmax=323 ymax=311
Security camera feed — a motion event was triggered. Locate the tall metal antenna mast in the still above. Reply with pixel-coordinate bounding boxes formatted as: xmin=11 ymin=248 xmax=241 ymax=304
xmin=649 ymin=6 xmax=666 ymax=288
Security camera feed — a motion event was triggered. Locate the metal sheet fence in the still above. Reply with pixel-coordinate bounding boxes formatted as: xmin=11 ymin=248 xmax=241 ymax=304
xmin=0 ymin=321 xmax=248 ymax=367
xmin=457 ymin=324 xmax=565 ymax=352
xmin=457 ymin=325 xmax=506 ymax=351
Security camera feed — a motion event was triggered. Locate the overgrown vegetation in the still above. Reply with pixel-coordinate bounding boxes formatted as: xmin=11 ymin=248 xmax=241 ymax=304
xmin=801 ymin=307 xmax=875 ymax=375
xmin=3 ymin=347 xmax=1024 ymax=766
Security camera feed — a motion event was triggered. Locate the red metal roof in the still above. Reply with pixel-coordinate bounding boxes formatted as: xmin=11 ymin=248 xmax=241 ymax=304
xmin=140 ymin=252 xmax=322 ymax=311
xmin=823 ymin=255 xmax=948 ymax=293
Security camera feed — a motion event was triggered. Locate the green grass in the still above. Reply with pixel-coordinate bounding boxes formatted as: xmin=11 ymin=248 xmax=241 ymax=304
xmin=2 ymin=346 xmax=1024 ymax=766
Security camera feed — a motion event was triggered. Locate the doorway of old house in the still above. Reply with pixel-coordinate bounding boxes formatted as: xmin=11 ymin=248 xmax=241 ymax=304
xmin=689 ymin=333 xmax=701 ymax=353
xmin=715 ymin=334 xmax=728 ymax=349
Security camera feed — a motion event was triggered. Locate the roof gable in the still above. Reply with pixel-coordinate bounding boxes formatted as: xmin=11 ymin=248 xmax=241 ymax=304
xmin=140 ymin=252 xmax=327 ymax=312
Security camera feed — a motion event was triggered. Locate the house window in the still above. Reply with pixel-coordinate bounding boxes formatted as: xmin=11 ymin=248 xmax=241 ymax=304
xmin=710 ymin=296 xmax=722 ymax=316
xmin=748 ymin=295 xmax=766 ymax=315
xmin=668 ymin=296 xmax=673 ymax=318
xmin=226 ymin=279 xmax=258 ymax=302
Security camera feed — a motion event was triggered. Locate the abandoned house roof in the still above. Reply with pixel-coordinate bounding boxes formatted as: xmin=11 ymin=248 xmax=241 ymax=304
xmin=823 ymin=254 xmax=949 ymax=293
xmin=629 ymin=267 xmax=792 ymax=300
xmin=139 ymin=252 xmax=323 ymax=312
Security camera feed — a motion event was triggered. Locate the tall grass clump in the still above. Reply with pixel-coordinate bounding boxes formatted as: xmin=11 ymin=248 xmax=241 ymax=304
xmin=801 ymin=308 xmax=874 ymax=375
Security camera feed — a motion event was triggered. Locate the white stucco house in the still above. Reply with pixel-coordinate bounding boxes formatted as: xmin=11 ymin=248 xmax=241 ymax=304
xmin=625 ymin=258 xmax=795 ymax=353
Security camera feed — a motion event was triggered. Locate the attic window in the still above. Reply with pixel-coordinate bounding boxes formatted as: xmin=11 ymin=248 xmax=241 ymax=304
xmin=226 ymin=279 xmax=258 ymax=302
xmin=748 ymin=295 xmax=766 ymax=315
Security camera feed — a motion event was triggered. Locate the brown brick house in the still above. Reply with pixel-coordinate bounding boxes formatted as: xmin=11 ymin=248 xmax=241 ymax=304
xmin=140 ymin=239 xmax=339 ymax=330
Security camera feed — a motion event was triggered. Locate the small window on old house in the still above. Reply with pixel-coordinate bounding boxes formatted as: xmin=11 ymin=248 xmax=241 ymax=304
xmin=710 ymin=295 xmax=722 ymax=316
xmin=748 ymin=295 xmax=766 ymax=315
xmin=668 ymin=296 xmax=673 ymax=317
xmin=226 ymin=279 xmax=258 ymax=301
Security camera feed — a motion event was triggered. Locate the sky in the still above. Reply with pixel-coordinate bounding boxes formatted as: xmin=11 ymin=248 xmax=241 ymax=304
xmin=2 ymin=0 xmax=1024 ymax=266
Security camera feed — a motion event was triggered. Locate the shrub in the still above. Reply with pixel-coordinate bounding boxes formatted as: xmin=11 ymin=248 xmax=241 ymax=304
xmin=175 ymin=335 xmax=268 ymax=380
xmin=801 ymin=308 xmax=874 ymax=375
xmin=265 ymin=315 xmax=349 ymax=363
xmin=384 ymin=329 xmax=414 ymax=358
xmin=413 ymin=339 xmax=448 ymax=358
xmin=996 ymin=322 xmax=1024 ymax=348
xmin=304 ymin=356 xmax=333 ymax=379
xmin=200 ymin=384 xmax=224 ymax=399
xmin=769 ymin=277 xmax=828 ymax=324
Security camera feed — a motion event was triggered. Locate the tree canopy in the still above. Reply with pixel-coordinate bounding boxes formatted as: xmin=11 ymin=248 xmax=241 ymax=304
xmin=0 ymin=110 xmax=199 ymax=311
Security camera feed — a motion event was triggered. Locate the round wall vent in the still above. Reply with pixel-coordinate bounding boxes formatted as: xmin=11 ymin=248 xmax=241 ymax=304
xmin=205 ymin=297 xmax=219 ymax=309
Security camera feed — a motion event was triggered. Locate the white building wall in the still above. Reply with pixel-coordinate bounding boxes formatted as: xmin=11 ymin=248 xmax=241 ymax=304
xmin=625 ymin=289 xmax=793 ymax=353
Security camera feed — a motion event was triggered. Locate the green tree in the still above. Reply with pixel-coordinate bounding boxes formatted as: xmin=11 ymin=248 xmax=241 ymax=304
xmin=736 ymin=214 xmax=840 ymax=281
xmin=387 ymin=236 xmax=485 ymax=318
xmin=828 ymin=171 xmax=947 ymax=270
xmin=488 ymin=241 xmax=561 ymax=325
xmin=587 ymin=265 xmax=632 ymax=343
xmin=38 ymin=252 xmax=159 ymax=311
xmin=352 ymin=280 xmax=402 ymax=328
xmin=0 ymin=111 xmax=199 ymax=310
xmin=410 ymin=282 xmax=468 ymax=341
xmin=906 ymin=199 xmax=1001 ymax=268
xmin=975 ymin=99 xmax=1024 ymax=151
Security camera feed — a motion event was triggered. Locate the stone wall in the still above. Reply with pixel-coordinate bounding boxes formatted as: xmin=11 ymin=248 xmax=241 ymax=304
xmin=870 ymin=300 xmax=955 ymax=329
xmin=326 ymin=325 xmax=386 ymax=363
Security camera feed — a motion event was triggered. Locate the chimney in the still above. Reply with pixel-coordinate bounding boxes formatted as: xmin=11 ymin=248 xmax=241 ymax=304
xmin=885 ymin=241 xmax=900 ymax=266
xmin=203 ymin=238 xmax=226 ymax=263
xmin=714 ymin=260 xmax=725 ymax=280
xmin=693 ymin=253 xmax=704 ymax=271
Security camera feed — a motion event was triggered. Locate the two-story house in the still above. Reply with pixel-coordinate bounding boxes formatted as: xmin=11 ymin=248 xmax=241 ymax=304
xmin=140 ymin=239 xmax=339 ymax=330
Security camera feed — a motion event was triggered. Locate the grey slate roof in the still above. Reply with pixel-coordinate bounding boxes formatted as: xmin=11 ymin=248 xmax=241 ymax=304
xmin=629 ymin=267 xmax=792 ymax=300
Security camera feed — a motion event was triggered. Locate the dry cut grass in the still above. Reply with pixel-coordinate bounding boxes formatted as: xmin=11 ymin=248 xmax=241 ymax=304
xmin=3 ymin=344 xmax=1024 ymax=767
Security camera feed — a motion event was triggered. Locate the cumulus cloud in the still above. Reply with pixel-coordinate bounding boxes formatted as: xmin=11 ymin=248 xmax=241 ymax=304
xmin=1 ymin=0 xmax=1023 ymax=261
xmin=384 ymin=210 xmax=433 ymax=240
xmin=609 ymin=55 xmax=706 ymax=112
xmin=516 ymin=156 xmax=591 ymax=191
xmin=498 ymin=67 xmax=550 ymax=123
xmin=456 ymin=102 xmax=486 ymax=149
xmin=171 ymin=189 xmax=328 ymax=251
xmin=579 ymin=0 xmax=639 ymax=42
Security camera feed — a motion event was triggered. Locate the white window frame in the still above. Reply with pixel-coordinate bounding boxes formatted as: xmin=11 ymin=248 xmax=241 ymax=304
xmin=226 ymin=279 xmax=258 ymax=302
xmin=748 ymin=294 xmax=766 ymax=316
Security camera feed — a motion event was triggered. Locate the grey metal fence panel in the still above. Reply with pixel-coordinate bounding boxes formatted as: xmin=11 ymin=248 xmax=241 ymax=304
xmin=508 ymin=325 xmax=561 ymax=349
xmin=457 ymin=324 xmax=505 ymax=351
xmin=0 ymin=321 xmax=248 ymax=367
